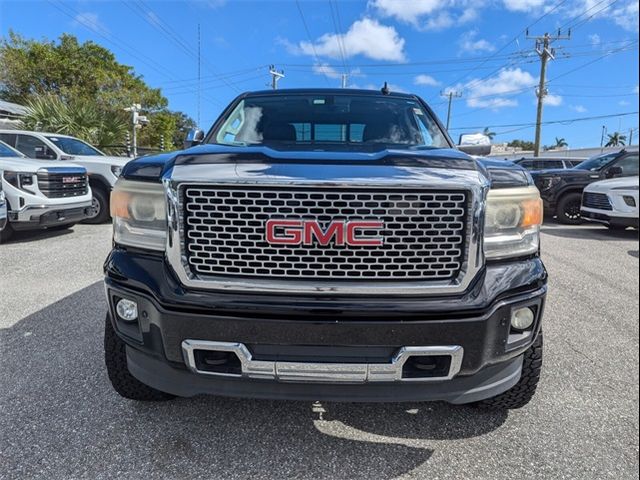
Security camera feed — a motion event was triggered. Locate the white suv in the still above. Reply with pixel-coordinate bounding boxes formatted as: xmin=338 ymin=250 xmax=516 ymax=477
xmin=0 ymin=130 xmax=130 ymax=223
xmin=0 ymin=140 xmax=93 ymax=242
xmin=581 ymin=176 xmax=639 ymax=230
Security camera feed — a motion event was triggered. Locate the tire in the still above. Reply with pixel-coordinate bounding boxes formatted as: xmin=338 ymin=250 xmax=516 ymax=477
xmin=83 ymin=186 xmax=110 ymax=224
xmin=473 ymin=332 xmax=543 ymax=410
xmin=556 ymin=193 xmax=583 ymax=225
xmin=104 ymin=314 xmax=175 ymax=401
xmin=0 ymin=221 xmax=14 ymax=244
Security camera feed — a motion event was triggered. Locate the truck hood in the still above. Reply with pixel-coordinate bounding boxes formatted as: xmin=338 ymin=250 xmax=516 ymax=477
xmin=65 ymin=155 xmax=130 ymax=167
xmin=121 ymin=144 xmax=531 ymax=189
xmin=0 ymin=156 xmax=87 ymax=174
xmin=585 ymin=176 xmax=639 ymax=192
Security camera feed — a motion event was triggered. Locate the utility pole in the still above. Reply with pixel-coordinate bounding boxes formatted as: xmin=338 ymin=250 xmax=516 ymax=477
xmin=600 ymin=125 xmax=607 ymax=149
xmin=341 ymin=73 xmax=348 ymax=88
xmin=528 ymin=29 xmax=571 ymax=157
xmin=269 ymin=65 xmax=285 ymax=90
xmin=440 ymin=90 xmax=462 ymax=130
xmin=197 ymin=23 xmax=201 ymax=127
xmin=124 ymin=104 xmax=148 ymax=157
xmin=630 ymin=128 xmax=634 ymax=146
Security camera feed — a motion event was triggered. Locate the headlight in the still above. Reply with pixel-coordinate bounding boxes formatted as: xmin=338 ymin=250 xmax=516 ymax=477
xmin=484 ymin=186 xmax=543 ymax=260
xmin=111 ymin=165 xmax=123 ymax=177
xmin=2 ymin=171 xmax=35 ymax=190
xmin=539 ymin=176 xmax=560 ymax=191
xmin=110 ymin=179 xmax=166 ymax=251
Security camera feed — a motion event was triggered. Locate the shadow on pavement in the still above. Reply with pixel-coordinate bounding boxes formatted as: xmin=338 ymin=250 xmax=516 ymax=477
xmin=4 ymin=225 xmax=75 ymax=244
xmin=1 ymin=282 xmax=507 ymax=479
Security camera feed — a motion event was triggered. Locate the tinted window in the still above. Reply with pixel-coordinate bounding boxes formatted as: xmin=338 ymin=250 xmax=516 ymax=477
xmin=614 ymin=154 xmax=639 ymax=176
xmin=45 ymin=136 xmax=102 ymax=156
xmin=0 ymin=133 xmax=17 ymax=147
xmin=575 ymin=153 xmax=618 ymax=171
xmin=15 ymin=134 xmax=50 ymax=158
xmin=519 ymin=161 xmax=534 ymax=169
xmin=544 ymin=160 xmax=565 ymax=169
xmin=212 ymin=94 xmax=450 ymax=151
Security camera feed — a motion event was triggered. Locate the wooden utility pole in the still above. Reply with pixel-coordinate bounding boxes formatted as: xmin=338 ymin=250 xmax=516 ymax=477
xmin=441 ymin=90 xmax=463 ymax=131
xmin=528 ymin=30 xmax=571 ymax=157
xmin=269 ymin=65 xmax=285 ymax=90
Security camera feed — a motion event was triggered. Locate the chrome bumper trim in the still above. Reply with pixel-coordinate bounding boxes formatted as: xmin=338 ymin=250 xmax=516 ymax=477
xmin=182 ymin=340 xmax=464 ymax=383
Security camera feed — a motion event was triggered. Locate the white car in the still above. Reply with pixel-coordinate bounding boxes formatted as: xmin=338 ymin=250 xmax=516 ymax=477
xmin=581 ymin=176 xmax=639 ymax=230
xmin=0 ymin=130 xmax=131 ymax=223
xmin=0 ymin=140 xmax=93 ymax=243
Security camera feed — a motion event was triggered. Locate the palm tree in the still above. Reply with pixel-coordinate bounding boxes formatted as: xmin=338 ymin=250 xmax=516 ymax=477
xmin=605 ymin=132 xmax=627 ymax=147
xmin=21 ymin=94 xmax=128 ymax=153
xmin=483 ymin=127 xmax=496 ymax=140
xmin=554 ymin=137 xmax=568 ymax=148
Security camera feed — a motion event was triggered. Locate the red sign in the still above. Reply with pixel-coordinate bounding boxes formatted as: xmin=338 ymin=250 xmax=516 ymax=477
xmin=265 ymin=219 xmax=384 ymax=246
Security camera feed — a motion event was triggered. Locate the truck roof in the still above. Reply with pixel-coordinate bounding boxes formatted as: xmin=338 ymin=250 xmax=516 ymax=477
xmin=241 ymin=88 xmax=417 ymax=99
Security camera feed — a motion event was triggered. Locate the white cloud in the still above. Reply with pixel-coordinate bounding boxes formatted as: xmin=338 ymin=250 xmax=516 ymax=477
xmin=370 ymin=0 xmax=481 ymax=31
xmin=634 ymin=85 xmax=639 ymax=94
xmin=72 ymin=12 xmax=108 ymax=34
xmin=588 ymin=34 xmax=601 ymax=46
xmin=312 ymin=63 xmax=343 ymax=80
xmin=298 ymin=18 xmax=406 ymax=62
xmin=545 ymin=94 xmax=563 ymax=107
xmin=619 ymin=100 xmax=631 ymax=106
xmin=414 ymin=74 xmax=441 ymax=86
xmin=458 ymin=30 xmax=495 ymax=55
xmin=611 ymin=1 xmax=639 ymax=31
xmin=502 ymin=0 xmax=546 ymax=12
xmin=461 ymin=67 xmax=537 ymax=109
xmin=571 ymin=105 xmax=588 ymax=113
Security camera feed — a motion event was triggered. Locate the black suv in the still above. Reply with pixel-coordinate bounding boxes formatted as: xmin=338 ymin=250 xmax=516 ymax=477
xmin=533 ymin=149 xmax=639 ymax=224
xmin=514 ymin=157 xmax=583 ymax=172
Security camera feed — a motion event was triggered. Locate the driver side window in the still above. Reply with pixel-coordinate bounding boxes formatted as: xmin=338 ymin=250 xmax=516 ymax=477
xmin=614 ymin=154 xmax=639 ymax=177
xmin=15 ymin=135 xmax=55 ymax=159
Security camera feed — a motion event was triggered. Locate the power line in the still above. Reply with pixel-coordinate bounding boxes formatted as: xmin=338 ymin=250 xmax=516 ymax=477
xmin=449 ymin=111 xmax=639 ymax=131
xmin=294 ymin=0 xmax=331 ymax=86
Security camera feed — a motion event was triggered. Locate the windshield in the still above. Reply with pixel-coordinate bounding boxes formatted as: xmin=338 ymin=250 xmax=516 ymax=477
xmin=0 ymin=141 xmax=23 ymax=158
xmin=574 ymin=153 xmax=617 ymax=171
xmin=211 ymin=94 xmax=450 ymax=151
xmin=45 ymin=136 xmax=103 ymax=156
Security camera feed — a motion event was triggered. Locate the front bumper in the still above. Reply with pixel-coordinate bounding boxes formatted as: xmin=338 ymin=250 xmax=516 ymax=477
xmin=581 ymin=208 xmax=639 ymax=228
xmin=105 ymin=249 xmax=547 ymax=402
xmin=10 ymin=201 xmax=93 ymax=229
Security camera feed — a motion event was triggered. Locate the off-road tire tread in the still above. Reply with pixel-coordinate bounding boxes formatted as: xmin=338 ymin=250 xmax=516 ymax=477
xmin=556 ymin=193 xmax=583 ymax=225
xmin=474 ymin=333 xmax=543 ymax=410
xmin=104 ymin=314 xmax=174 ymax=401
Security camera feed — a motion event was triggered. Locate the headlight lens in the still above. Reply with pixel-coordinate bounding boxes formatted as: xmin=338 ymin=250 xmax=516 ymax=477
xmin=111 ymin=165 xmax=123 ymax=177
xmin=2 ymin=171 xmax=35 ymax=190
xmin=484 ymin=186 xmax=543 ymax=260
xmin=110 ymin=179 xmax=166 ymax=251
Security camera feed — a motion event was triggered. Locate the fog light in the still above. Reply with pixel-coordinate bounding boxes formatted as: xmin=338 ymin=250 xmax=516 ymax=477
xmin=116 ymin=298 xmax=138 ymax=322
xmin=511 ymin=307 xmax=535 ymax=331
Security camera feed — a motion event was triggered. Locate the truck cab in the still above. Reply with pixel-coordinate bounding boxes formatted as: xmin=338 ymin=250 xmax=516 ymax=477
xmin=0 ymin=130 xmax=130 ymax=224
xmin=0 ymin=140 xmax=93 ymax=242
xmin=103 ymin=88 xmax=546 ymax=410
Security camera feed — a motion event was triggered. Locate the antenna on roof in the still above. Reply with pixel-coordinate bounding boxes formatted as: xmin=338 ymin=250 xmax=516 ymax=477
xmin=381 ymin=82 xmax=390 ymax=95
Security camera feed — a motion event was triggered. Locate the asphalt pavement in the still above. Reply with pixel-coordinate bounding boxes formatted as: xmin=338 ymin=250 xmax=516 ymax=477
xmin=0 ymin=222 xmax=638 ymax=479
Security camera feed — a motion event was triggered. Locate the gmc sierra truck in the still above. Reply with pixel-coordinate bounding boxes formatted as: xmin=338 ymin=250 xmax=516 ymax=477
xmin=104 ymin=88 xmax=547 ymax=410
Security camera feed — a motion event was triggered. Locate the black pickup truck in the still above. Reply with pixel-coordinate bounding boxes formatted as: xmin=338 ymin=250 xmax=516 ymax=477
xmin=104 ymin=88 xmax=547 ymax=410
xmin=532 ymin=149 xmax=639 ymax=224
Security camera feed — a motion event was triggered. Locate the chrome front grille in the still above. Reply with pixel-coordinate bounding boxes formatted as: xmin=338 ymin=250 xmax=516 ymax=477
xmin=37 ymin=171 xmax=89 ymax=199
xmin=182 ymin=185 xmax=469 ymax=281
xmin=583 ymin=192 xmax=612 ymax=211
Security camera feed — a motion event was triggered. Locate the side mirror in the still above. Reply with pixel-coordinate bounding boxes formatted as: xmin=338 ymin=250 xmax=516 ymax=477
xmin=183 ymin=128 xmax=204 ymax=149
xmin=34 ymin=146 xmax=57 ymax=160
xmin=605 ymin=166 xmax=623 ymax=178
xmin=457 ymin=133 xmax=491 ymax=156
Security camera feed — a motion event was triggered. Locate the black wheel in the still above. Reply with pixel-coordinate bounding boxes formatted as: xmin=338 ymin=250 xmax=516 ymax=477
xmin=0 ymin=221 xmax=14 ymax=244
xmin=104 ymin=314 xmax=175 ymax=401
xmin=83 ymin=186 xmax=110 ymax=224
xmin=473 ymin=333 xmax=543 ymax=410
xmin=556 ymin=193 xmax=583 ymax=225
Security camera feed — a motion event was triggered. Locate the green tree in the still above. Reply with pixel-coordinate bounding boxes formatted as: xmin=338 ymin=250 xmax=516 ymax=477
xmin=554 ymin=137 xmax=568 ymax=148
xmin=507 ymin=139 xmax=535 ymax=151
xmin=605 ymin=132 xmax=627 ymax=147
xmin=483 ymin=127 xmax=496 ymax=140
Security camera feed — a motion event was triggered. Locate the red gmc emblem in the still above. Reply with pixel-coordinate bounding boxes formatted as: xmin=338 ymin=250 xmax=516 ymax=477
xmin=62 ymin=176 xmax=81 ymax=184
xmin=265 ymin=219 xmax=384 ymax=246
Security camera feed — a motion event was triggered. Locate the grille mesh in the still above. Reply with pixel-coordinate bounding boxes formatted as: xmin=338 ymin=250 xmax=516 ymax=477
xmin=583 ymin=192 xmax=612 ymax=211
xmin=37 ymin=172 xmax=89 ymax=199
xmin=183 ymin=186 xmax=469 ymax=280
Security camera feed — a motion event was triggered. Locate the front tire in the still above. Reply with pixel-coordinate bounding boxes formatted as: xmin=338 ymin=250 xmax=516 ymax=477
xmin=104 ymin=314 xmax=175 ymax=401
xmin=473 ymin=333 xmax=543 ymax=410
xmin=84 ymin=186 xmax=110 ymax=224
xmin=0 ymin=221 xmax=14 ymax=243
xmin=556 ymin=193 xmax=583 ymax=225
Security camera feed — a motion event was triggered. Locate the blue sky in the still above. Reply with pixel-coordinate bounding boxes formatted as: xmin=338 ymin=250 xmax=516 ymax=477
xmin=1 ymin=0 xmax=638 ymax=147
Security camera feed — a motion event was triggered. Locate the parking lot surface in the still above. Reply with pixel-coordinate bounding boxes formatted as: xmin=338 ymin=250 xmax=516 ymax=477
xmin=1 ymin=223 xmax=638 ymax=479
